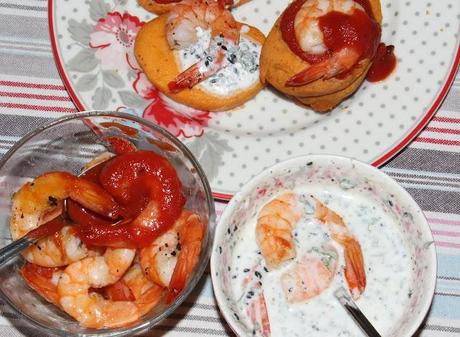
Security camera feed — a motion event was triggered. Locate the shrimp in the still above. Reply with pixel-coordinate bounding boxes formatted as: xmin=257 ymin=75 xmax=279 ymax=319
xmin=140 ymin=210 xmax=205 ymax=303
xmin=10 ymin=171 xmax=121 ymax=240
xmin=121 ymin=263 xmax=165 ymax=316
xmin=22 ymin=226 xmax=88 ymax=267
xmin=247 ymin=295 xmax=271 ymax=337
xmin=255 ymin=192 xmax=302 ymax=270
xmin=140 ymin=226 xmax=179 ymax=287
xmin=57 ymin=248 xmax=136 ymax=328
xmin=283 ymin=0 xmax=379 ymax=86
xmin=315 ymin=199 xmax=366 ymax=300
xmin=243 ymin=265 xmax=271 ymax=337
xmin=166 ymin=210 xmax=205 ymax=303
xmin=20 ymin=262 xmax=63 ymax=307
xmin=286 ymin=48 xmax=361 ymax=86
xmin=165 ymin=0 xmax=240 ymax=92
xmin=280 ymin=246 xmax=338 ymax=303
xmin=141 ymin=210 xmax=206 ymax=303
xmin=104 ymin=263 xmax=166 ymax=316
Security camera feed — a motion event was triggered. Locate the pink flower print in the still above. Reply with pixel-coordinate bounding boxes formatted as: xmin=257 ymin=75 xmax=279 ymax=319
xmin=90 ymin=12 xmax=143 ymax=71
xmin=133 ymin=72 xmax=211 ymax=138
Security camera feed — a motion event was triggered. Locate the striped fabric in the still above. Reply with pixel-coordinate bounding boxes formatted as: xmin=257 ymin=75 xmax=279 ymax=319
xmin=0 ymin=2 xmax=459 ymax=336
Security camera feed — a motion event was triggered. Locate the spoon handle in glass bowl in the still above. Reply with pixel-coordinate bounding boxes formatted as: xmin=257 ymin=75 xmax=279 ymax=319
xmin=334 ymin=287 xmax=382 ymax=337
xmin=0 ymin=235 xmax=36 ymax=266
xmin=0 ymin=216 xmax=65 ymax=266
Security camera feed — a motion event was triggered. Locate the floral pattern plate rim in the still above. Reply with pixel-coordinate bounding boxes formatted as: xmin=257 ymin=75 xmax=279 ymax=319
xmin=48 ymin=0 xmax=460 ymax=200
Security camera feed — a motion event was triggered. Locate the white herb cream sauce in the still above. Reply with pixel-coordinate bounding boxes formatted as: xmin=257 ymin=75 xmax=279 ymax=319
xmin=175 ymin=27 xmax=262 ymax=97
xmin=230 ymin=185 xmax=412 ymax=337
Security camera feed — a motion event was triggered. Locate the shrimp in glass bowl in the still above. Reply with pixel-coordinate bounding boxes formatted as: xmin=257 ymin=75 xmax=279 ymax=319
xmin=211 ymin=155 xmax=436 ymax=337
xmin=0 ymin=111 xmax=215 ymax=336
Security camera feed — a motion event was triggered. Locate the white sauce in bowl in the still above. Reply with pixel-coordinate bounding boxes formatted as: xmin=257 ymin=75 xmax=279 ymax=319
xmin=230 ymin=184 xmax=412 ymax=336
xmin=175 ymin=27 xmax=262 ymax=97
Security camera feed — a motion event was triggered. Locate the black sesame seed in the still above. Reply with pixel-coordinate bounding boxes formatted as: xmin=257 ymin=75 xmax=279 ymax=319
xmin=243 ymin=268 xmax=250 ymax=273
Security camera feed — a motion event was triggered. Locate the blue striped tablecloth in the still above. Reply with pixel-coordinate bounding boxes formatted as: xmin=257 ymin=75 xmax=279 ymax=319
xmin=0 ymin=1 xmax=459 ymax=336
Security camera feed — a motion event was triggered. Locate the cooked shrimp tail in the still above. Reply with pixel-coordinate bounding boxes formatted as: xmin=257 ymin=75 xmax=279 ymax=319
xmin=168 ymin=49 xmax=227 ymax=92
xmin=286 ymin=47 xmax=361 ymax=86
xmin=166 ymin=0 xmax=240 ymax=92
xmin=315 ymin=199 xmax=366 ymax=300
xmin=247 ymin=294 xmax=271 ymax=337
xmin=20 ymin=262 xmax=63 ymax=307
xmin=256 ymin=192 xmax=302 ymax=270
xmin=166 ymin=210 xmax=205 ymax=303
xmin=339 ymin=236 xmax=366 ymax=299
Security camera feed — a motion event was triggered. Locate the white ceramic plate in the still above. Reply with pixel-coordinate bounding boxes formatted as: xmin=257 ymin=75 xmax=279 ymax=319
xmin=49 ymin=0 xmax=460 ymax=200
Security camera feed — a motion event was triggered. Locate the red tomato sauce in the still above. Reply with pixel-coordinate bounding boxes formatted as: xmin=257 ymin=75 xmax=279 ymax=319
xmin=74 ymin=150 xmax=185 ymax=248
xmin=105 ymin=136 xmax=137 ymax=155
xmin=28 ymin=216 xmax=67 ymax=240
xmin=366 ymin=43 xmax=397 ymax=82
xmin=280 ymin=0 xmax=381 ymax=71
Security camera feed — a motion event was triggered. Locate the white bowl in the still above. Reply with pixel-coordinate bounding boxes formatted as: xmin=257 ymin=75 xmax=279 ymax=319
xmin=211 ymin=155 xmax=436 ymax=337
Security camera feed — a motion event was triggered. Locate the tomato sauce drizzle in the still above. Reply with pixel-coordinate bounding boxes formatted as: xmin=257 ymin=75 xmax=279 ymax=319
xmin=281 ymin=0 xmax=380 ymax=63
xmin=75 ymin=150 xmax=185 ymax=248
xmin=366 ymin=43 xmax=397 ymax=82
xmin=28 ymin=216 xmax=67 ymax=240
xmin=105 ymin=136 xmax=137 ymax=155
xmin=280 ymin=0 xmax=382 ymax=77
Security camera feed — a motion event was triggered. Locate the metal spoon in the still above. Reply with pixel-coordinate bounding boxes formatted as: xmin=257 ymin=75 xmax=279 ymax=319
xmin=334 ymin=286 xmax=382 ymax=337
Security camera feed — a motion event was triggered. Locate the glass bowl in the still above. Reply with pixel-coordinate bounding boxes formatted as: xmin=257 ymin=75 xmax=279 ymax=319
xmin=211 ymin=155 xmax=436 ymax=337
xmin=0 ymin=111 xmax=216 ymax=336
